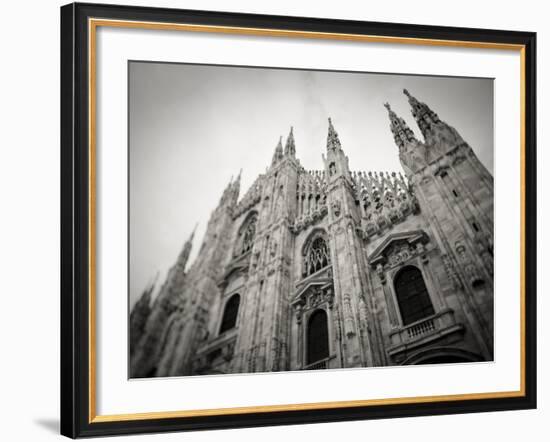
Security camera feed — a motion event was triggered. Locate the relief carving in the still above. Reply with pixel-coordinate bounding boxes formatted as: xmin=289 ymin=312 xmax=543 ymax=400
xmin=343 ymin=293 xmax=356 ymax=338
xmin=270 ymin=237 xmax=277 ymax=257
xmin=387 ymin=243 xmax=413 ymax=267
xmin=442 ymin=253 xmax=462 ymax=289
xmin=456 ymin=242 xmax=483 ymax=285
xmin=331 ymin=199 xmax=342 ymax=218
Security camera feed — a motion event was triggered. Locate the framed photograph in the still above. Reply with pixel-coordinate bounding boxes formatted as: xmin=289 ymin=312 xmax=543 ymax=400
xmin=60 ymin=2 xmax=537 ymax=438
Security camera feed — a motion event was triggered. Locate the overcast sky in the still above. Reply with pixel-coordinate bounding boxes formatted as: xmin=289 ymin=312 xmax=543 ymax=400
xmin=129 ymin=61 xmax=493 ymax=308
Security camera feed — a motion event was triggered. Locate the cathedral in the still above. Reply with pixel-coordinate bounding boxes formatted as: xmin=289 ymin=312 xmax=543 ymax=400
xmin=130 ymin=89 xmax=494 ymax=378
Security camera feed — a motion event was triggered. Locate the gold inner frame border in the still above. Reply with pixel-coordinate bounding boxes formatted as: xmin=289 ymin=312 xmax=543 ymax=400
xmin=87 ymin=17 xmax=527 ymax=424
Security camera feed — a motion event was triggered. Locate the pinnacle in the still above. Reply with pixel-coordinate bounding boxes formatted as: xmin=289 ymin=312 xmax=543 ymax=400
xmin=384 ymin=100 xmax=417 ymax=150
xmin=284 ymin=126 xmax=296 ymax=156
xmin=190 ymin=222 xmax=198 ymax=240
xmin=326 ymin=117 xmax=342 ymax=151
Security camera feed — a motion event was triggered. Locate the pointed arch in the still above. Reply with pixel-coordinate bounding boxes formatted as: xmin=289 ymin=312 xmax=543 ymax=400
xmin=234 ymin=211 xmax=258 ymax=257
xmin=302 ymin=229 xmax=331 ymax=278
xmin=393 ymin=265 xmax=434 ymax=325
xmin=306 ymin=309 xmax=329 ymax=365
xmin=219 ymin=294 xmax=240 ymax=334
xmin=401 ymin=347 xmax=484 ymax=365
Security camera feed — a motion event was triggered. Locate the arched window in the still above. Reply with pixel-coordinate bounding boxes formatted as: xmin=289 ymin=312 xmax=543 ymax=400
xmin=235 ymin=213 xmax=257 ymax=256
xmin=219 ymin=294 xmax=240 ymax=334
xmin=394 ymin=266 xmax=435 ymax=326
xmin=307 ymin=309 xmax=329 ymax=365
xmin=303 ymin=234 xmax=331 ymax=277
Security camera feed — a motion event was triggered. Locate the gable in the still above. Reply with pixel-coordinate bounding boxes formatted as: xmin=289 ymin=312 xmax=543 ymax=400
xmin=368 ymin=230 xmax=429 ymax=267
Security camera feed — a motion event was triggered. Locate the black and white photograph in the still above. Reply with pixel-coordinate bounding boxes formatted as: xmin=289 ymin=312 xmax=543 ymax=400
xmin=128 ymin=62 xmax=495 ymax=378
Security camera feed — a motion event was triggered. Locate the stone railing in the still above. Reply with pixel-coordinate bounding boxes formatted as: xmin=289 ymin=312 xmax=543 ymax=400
xmin=302 ymin=357 xmax=329 ymax=370
xmin=406 ymin=317 xmax=436 ymax=339
xmin=196 ymin=327 xmax=238 ymax=355
xmin=388 ymin=308 xmax=460 ymax=348
xmin=193 ymin=330 xmax=238 ymax=373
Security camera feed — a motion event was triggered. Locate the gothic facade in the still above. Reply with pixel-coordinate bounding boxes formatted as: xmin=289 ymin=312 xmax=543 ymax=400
xmin=130 ymin=89 xmax=494 ymax=377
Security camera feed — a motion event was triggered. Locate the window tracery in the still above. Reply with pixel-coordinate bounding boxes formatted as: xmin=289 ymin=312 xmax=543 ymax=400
xmin=235 ymin=213 xmax=257 ymax=257
xmin=303 ymin=234 xmax=331 ymax=277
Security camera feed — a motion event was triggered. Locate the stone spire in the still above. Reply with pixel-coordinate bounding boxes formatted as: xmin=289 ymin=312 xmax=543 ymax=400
xmin=219 ymin=175 xmax=232 ymax=206
xmin=323 ymin=117 xmax=351 ymax=180
xmin=284 ymin=126 xmax=296 ymax=157
xmin=271 ymin=136 xmax=284 ymax=166
xmin=129 ymin=275 xmax=157 ymax=356
xmin=326 ymin=117 xmax=342 ymax=151
xmin=133 ymin=278 xmax=154 ymax=315
xmin=231 ymin=169 xmax=242 ymax=204
xmin=176 ymin=225 xmax=197 ymax=272
xmin=403 ymin=89 xmax=441 ymax=138
xmin=403 ymin=89 xmax=464 ymax=151
xmin=384 ymin=102 xmax=418 ymax=150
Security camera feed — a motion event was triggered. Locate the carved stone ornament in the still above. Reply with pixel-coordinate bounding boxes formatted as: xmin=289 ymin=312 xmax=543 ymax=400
xmin=387 ymin=243 xmax=413 ymax=267
xmin=270 ymin=238 xmax=277 ymax=257
xmin=343 ymin=293 xmax=356 ymax=338
xmin=331 ymin=199 xmax=342 ymax=218
xmin=309 ymin=287 xmax=324 ymax=308
xmin=368 ymin=230 xmax=429 ymax=269
xmin=292 ymin=283 xmax=334 ymax=316
xmin=442 ymin=253 xmax=462 ymax=289
xmin=376 ymin=264 xmax=387 ymax=284
xmin=251 ymin=251 xmax=260 ymax=269
xmin=358 ymin=297 xmax=369 ymax=332
xmin=456 ymin=241 xmax=482 ymax=285
xmin=295 ymin=303 xmax=304 ymax=324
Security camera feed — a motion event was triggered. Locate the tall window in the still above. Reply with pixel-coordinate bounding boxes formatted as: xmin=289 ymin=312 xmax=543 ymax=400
xmin=303 ymin=235 xmax=331 ymax=277
xmin=394 ymin=266 xmax=435 ymax=326
xmin=236 ymin=213 xmax=257 ymax=256
xmin=219 ymin=294 xmax=240 ymax=334
xmin=307 ymin=309 xmax=329 ymax=364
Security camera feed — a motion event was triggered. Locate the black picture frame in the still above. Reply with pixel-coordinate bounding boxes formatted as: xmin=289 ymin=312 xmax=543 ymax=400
xmin=60 ymin=2 xmax=537 ymax=438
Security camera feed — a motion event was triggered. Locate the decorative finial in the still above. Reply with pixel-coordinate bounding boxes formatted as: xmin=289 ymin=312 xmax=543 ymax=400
xmin=177 ymin=225 xmax=197 ymax=269
xmin=402 ymin=88 xmax=442 ymax=137
xmin=272 ymin=135 xmax=284 ymax=165
xmin=384 ymin=102 xmax=391 ymax=111
xmin=285 ymin=126 xmax=296 ymax=156
xmin=326 ymin=117 xmax=342 ymax=151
